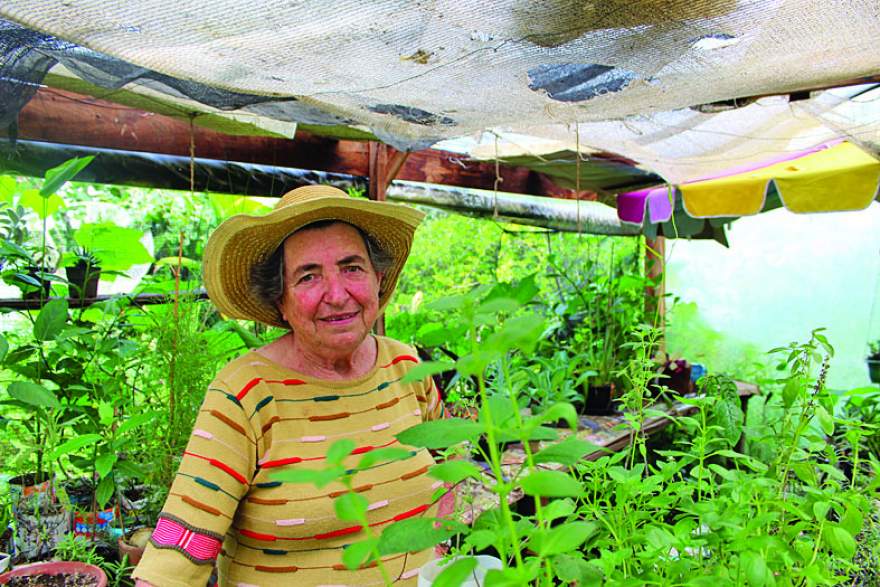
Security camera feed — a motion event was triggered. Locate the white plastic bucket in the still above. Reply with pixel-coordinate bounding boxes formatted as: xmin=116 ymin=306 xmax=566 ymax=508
xmin=417 ymin=555 xmax=503 ymax=587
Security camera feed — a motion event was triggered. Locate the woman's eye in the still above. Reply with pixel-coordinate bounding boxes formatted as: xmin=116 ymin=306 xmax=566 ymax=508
xmin=298 ymin=274 xmax=315 ymax=284
xmin=344 ymin=265 xmax=363 ymax=273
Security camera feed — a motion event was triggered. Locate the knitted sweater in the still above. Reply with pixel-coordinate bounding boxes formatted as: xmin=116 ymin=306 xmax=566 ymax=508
xmin=132 ymin=337 xmax=445 ymax=587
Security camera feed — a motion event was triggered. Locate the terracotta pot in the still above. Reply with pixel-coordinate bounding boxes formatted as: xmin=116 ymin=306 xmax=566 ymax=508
xmin=117 ymin=527 xmax=153 ymax=567
xmin=0 ymin=561 xmax=107 ymax=586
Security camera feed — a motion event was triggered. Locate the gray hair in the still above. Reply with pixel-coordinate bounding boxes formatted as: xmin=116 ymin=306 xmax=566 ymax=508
xmin=250 ymin=220 xmax=393 ymax=327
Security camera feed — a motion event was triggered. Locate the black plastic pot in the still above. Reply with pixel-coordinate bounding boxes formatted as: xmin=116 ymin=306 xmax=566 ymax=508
xmin=21 ymin=267 xmax=53 ymax=300
xmin=868 ymin=359 xmax=880 ymax=384
xmin=583 ymin=384 xmax=616 ymax=416
xmin=65 ymin=263 xmax=100 ymax=298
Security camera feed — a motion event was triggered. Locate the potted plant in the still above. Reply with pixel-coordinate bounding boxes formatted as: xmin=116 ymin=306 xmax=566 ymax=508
xmin=868 ymin=340 xmax=880 ymax=384
xmin=650 ymin=352 xmax=694 ymax=398
xmin=0 ymin=561 xmax=108 ymax=587
xmin=63 ymin=248 xmax=101 ymax=299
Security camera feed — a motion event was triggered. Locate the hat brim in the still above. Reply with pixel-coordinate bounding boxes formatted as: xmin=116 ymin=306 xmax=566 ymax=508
xmin=204 ymin=195 xmax=425 ymax=328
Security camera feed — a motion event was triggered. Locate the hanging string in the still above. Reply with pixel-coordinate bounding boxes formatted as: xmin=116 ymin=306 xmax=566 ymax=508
xmin=575 ymin=124 xmax=582 ymax=235
xmin=493 ymin=135 xmax=501 ymax=219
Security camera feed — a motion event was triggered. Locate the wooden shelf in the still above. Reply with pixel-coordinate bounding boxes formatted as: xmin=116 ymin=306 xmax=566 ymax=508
xmin=0 ymin=290 xmax=208 ymax=310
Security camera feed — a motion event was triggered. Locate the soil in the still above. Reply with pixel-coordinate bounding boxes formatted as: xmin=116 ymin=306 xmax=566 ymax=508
xmin=6 ymin=574 xmax=99 ymax=587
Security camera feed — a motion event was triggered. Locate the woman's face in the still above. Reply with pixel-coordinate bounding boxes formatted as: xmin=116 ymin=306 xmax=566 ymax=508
xmin=277 ymin=222 xmax=383 ymax=357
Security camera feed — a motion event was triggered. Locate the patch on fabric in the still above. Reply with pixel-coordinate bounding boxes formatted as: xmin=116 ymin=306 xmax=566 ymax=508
xmin=527 ymin=63 xmax=637 ymax=102
xmin=151 ymin=515 xmax=223 ymax=564
xmin=368 ymin=104 xmax=456 ymax=126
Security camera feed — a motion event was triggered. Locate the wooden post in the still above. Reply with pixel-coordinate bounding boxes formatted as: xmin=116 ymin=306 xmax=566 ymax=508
xmin=367 ymin=141 xmax=410 ymax=336
xmin=645 ymin=236 xmax=666 ymax=351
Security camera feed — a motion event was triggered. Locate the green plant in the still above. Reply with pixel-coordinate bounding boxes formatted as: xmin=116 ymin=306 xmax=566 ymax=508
xmin=52 ymin=533 xmax=102 ymax=565
xmin=868 ymin=340 xmax=880 ymax=361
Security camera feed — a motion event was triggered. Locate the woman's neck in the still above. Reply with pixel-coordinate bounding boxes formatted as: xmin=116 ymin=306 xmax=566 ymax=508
xmin=259 ymin=333 xmax=378 ymax=380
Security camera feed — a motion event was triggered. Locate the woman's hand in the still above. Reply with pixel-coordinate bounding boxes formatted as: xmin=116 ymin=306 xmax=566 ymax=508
xmin=134 ymin=580 xmax=155 ymax=587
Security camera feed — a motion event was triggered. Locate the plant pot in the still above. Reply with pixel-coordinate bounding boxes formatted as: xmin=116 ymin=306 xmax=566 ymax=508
xmin=118 ymin=484 xmax=151 ymax=516
xmin=0 ymin=553 xmax=10 ymax=575
xmin=868 ymin=359 xmax=880 ymax=384
xmin=117 ymin=527 xmax=153 ymax=567
xmin=8 ymin=474 xmax=54 ymax=508
xmin=418 ymin=555 xmax=502 ymax=586
xmin=0 ymin=561 xmax=107 ymax=587
xmin=73 ymin=507 xmax=117 ymax=540
xmin=583 ymin=383 xmax=616 ymax=416
xmin=64 ymin=264 xmax=100 ymax=299
xmin=11 ymin=504 xmax=70 ymax=561
xmin=21 ymin=267 xmax=54 ymax=301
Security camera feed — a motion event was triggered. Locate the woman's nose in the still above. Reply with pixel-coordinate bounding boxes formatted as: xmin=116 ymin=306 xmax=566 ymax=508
xmin=323 ymin=273 xmax=349 ymax=305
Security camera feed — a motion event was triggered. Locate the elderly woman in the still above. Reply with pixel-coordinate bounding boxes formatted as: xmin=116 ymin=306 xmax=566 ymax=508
xmin=133 ymin=185 xmax=445 ymax=587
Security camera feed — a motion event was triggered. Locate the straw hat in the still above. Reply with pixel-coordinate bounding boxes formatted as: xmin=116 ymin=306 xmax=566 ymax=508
xmin=203 ymin=185 xmax=425 ymax=327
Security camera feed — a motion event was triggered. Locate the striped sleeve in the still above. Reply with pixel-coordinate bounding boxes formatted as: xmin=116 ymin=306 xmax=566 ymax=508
xmin=132 ymin=377 xmax=256 ymax=587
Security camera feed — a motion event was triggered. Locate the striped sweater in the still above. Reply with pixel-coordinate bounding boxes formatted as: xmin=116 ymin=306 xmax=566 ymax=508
xmin=132 ymin=336 xmax=445 ymax=587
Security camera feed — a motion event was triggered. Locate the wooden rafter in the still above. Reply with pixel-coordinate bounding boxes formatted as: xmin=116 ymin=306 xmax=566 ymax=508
xmin=7 ymin=87 xmax=603 ymax=201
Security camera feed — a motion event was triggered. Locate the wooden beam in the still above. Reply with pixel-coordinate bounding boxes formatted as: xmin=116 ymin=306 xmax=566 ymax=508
xmin=367 ymin=141 xmax=412 ymax=336
xmin=8 ymin=88 xmax=606 ymax=199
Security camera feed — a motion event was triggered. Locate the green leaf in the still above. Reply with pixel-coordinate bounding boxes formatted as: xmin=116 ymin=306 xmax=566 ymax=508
xmin=326 ymin=439 xmax=355 ymax=466
xmin=378 ymin=517 xmax=461 ymax=555
xmin=40 ymin=156 xmax=94 ymax=197
xmin=519 ymin=470 xmax=583 ymax=498
xmin=95 ymin=452 xmax=118 ymax=479
xmin=74 ymin=223 xmax=152 ymax=273
xmin=487 ymin=313 xmax=545 ymax=354
xmin=356 ymin=447 xmax=413 ymax=470
xmin=154 ymin=256 xmax=201 ymax=270
xmin=426 ymin=294 xmax=467 ymax=312
xmin=815 ymin=406 xmax=834 ymax=436
xmin=535 ymin=402 xmax=578 ymax=430
xmin=476 ymin=297 xmax=521 ymax=315
xmin=49 ymin=433 xmax=102 ymax=459
xmin=20 ymin=189 xmax=64 ymax=219
xmin=34 ymin=299 xmax=69 ymax=342
xmin=552 ymin=554 xmax=596 ymax=584
xmin=334 ymin=492 xmax=368 ymax=523
xmin=7 ymin=381 xmax=60 ymax=410
xmin=0 ymin=334 xmax=8 ymax=363
xmin=400 ymin=360 xmax=455 ymax=384
xmin=824 ymin=524 xmax=856 ymax=559
xmin=432 ymin=557 xmax=478 ymax=587
xmin=429 ymin=460 xmax=483 ymax=484
xmin=534 ymin=436 xmax=602 ymax=467
xmin=463 ymin=530 xmax=497 ymax=552
xmin=782 ymin=378 xmax=800 ymax=409
xmin=98 ymin=402 xmax=114 ymax=427
xmin=271 ymin=466 xmax=343 ymax=488
xmin=542 ymin=498 xmax=575 ymax=522
xmin=116 ymin=412 xmax=158 ymax=436
xmin=740 ymin=550 xmax=768 ymax=587
xmin=115 ymin=459 xmax=146 ymax=480
xmin=341 ymin=538 xmax=377 ymax=570
xmin=396 ymin=418 xmax=484 ymax=449
xmin=839 ymin=506 xmax=863 ymax=538
xmin=530 ymin=521 xmax=596 ymax=556
xmin=95 ymin=474 xmax=115 ymax=509
xmin=0 ymin=175 xmax=16 ymax=203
